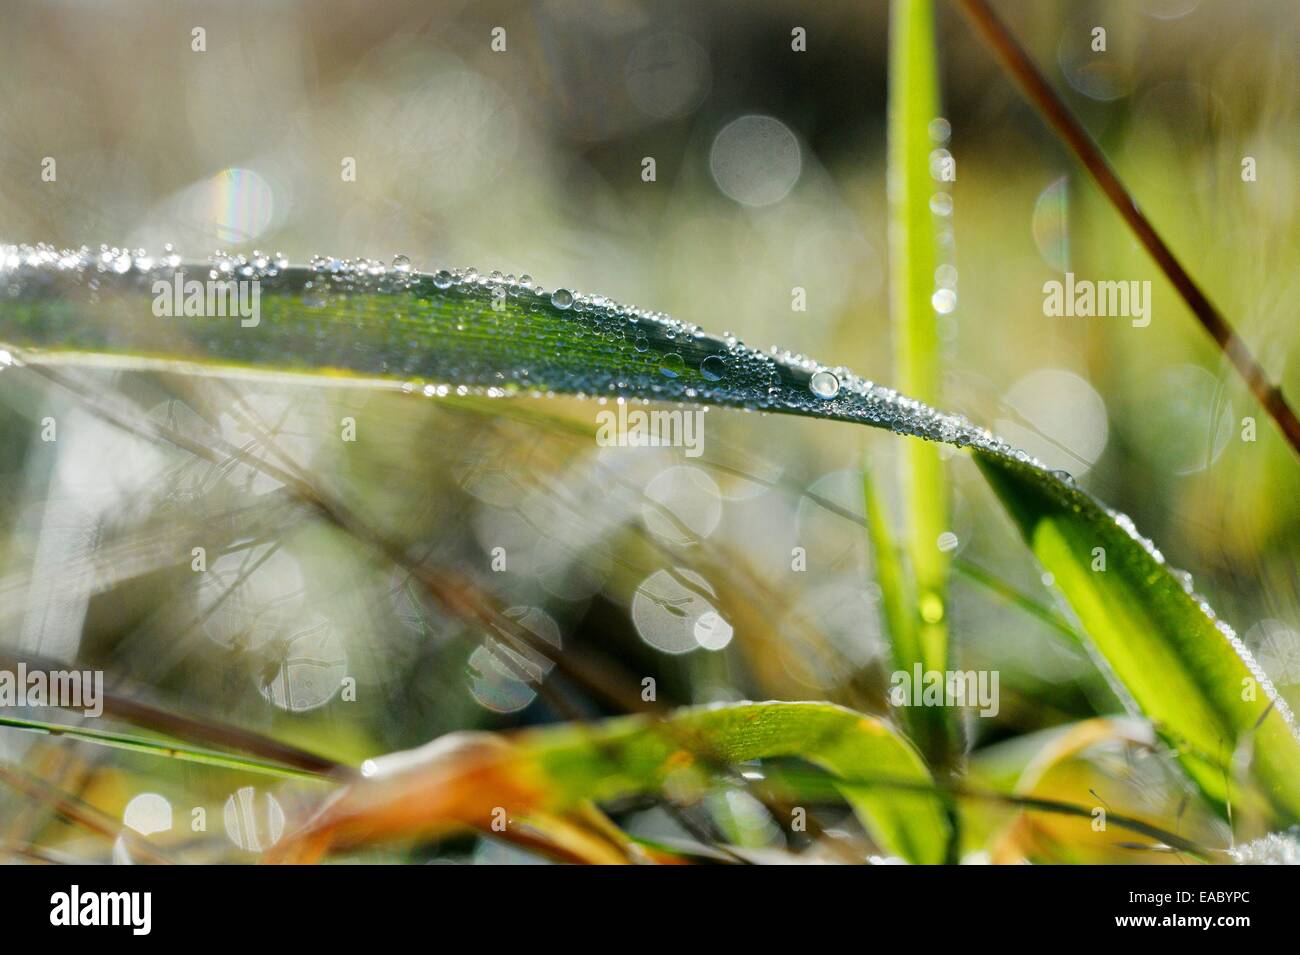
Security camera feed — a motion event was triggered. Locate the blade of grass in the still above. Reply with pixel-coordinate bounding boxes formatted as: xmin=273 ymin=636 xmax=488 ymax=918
xmin=0 ymin=714 xmax=331 ymax=781
xmin=0 ymin=651 xmax=342 ymax=774
xmin=976 ymin=451 xmax=1300 ymax=827
xmin=887 ymin=0 xmax=957 ymax=771
xmin=860 ymin=464 xmax=924 ymax=710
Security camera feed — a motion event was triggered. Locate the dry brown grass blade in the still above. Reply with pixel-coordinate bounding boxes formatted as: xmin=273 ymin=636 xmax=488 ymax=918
xmin=265 ymin=732 xmax=637 ymax=865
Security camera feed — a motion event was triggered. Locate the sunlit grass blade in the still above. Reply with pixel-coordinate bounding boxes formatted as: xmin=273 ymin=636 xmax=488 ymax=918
xmin=976 ymin=451 xmax=1300 ymax=828
xmin=273 ymin=701 xmax=949 ymax=864
xmin=885 ymin=0 xmax=954 ymax=769
xmin=0 ymin=246 xmax=995 ymax=449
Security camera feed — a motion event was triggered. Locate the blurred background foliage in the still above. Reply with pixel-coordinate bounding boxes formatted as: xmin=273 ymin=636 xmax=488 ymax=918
xmin=0 ymin=0 xmax=1296 ymax=862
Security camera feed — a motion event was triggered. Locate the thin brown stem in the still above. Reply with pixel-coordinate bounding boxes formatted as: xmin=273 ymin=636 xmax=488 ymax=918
xmin=955 ymin=0 xmax=1300 ymax=457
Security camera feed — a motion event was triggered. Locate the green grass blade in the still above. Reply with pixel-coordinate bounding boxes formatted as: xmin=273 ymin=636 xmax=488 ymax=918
xmin=0 ymin=713 xmax=328 ymax=781
xmin=976 ymin=452 xmax=1300 ymax=827
xmin=861 ymin=463 xmax=938 ymax=742
xmin=0 ymin=248 xmax=983 ymax=447
xmin=886 ymin=0 xmax=954 ymax=768
xmin=520 ymin=702 xmax=948 ymax=864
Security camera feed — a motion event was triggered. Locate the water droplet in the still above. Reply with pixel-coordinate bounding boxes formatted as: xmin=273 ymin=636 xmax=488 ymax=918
xmin=392 ymin=254 xmax=411 ymax=273
xmin=433 ymin=270 xmax=453 ymax=289
xmin=551 ymin=288 xmax=574 ymax=310
xmin=809 ymin=370 xmax=840 ymax=400
xmin=301 ymin=283 xmax=327 ymax=308
xmin=700 ymin=354 xmax=726 ymax=382
xmin=659 ymin=353 xmax=685 ymax=378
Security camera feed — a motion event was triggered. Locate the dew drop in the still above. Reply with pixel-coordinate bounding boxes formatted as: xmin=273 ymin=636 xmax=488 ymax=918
xmin=551 ymin=288 xmax=574 ymax=310
xmin=659 ymin=353 xmax=685 ymax=378
xmin=433 ymin=270 xmax=453 ymax=289
xmin=392 ymin=254 xmax=411 ymax=273
xmin=699 ymin=354 xmax=726 ymax=382
xmin=809 ymin=370 xmax=841 ymax=400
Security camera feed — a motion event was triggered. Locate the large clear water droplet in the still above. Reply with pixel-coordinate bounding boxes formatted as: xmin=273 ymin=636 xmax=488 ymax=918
xmin=810 ymin=370 xmax=841 ymax=400
xmin=659 ymin=353 xmax=685 ymax=378
xmin=551 ymin=288 xmax=574 ymax=310
xmin=700 ymin=354 xmax=726 ymax=382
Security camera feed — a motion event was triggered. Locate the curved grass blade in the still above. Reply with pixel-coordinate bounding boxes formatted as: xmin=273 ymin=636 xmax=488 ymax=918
xmin=3 ymin=243 xmax=1299 ymax=827
xmin=530 ymin=700 xmax=949 ymax=863
xmin=976 ymin=452 xmax=1300 ymax=827
xmin=273 ymin=701 xmax=949 ymax=864
xmin=0 ymin=245 xmax=1001 ymax=447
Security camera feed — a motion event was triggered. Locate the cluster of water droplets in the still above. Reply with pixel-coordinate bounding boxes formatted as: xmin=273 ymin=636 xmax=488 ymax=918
xmin=928 ymin=117 xmax=960 ymax=323
xmin=0 ymin=242 xmax=294 ymax=283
